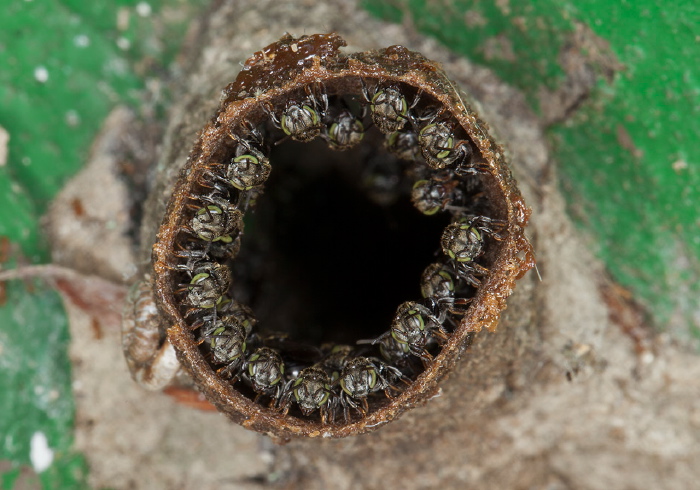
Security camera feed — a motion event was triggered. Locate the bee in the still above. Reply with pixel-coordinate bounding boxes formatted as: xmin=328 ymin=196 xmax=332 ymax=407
xmin=189 ymin=298 xmax=255 ymax=335
xmin=337 ymin=356 xmax=405 ymax=420
xmin=360 ymin=152 xmax=405 ymax=206
xmin=182 ymin=261 xmax=232 ymax=309
xmin=316 ymin=344 xmax=354 ymax=379
xmin=385 ymin=129 xmax=422 ymax=162
xmin=375 ymin=334 xmax=413 ymax=369
xmin=257 ymin=332 xmax=325 ymax=378
xmin=420 ymin=262 xmax=456 ymax=302
xmin=376 ymin=301 xmax=448 ymax=363
xmin=410 ymin=176 xmax=464 ymax=215
xmin=218 ymin=300 xmax=257 ymax=336
xmin=364 ymin=84 xmax=414 ymax=134
xmin=440 ymin=215 xmax=505 ymax=264
xmin=224 ymin=144 xmax=272 ymax=191
xmin=325 ymin=108 xmax=365 ymax=151
xmin=280 ymin=366 xmax=335 ymax=423
xmin=440 ymin=215 xmax=506 ymax=286
xmin=201 ymin=317 xmax=248 ymax=379
xmin=269 ymin=85 xmax=328 ymax=142
xmin=281 ymin=102 xmax=323 ymax=142
xmin=188 ymin=195 xmax=243 ymax=243
xmin=417 ymin=120 xmax=472 ymax=170
xmin=420 ymin=262 xmax=472 ymax=319
xmin=244 ymin=347 xmax=286 ymax=404
xmin=173 ymin=234 xmax=242 ymax=266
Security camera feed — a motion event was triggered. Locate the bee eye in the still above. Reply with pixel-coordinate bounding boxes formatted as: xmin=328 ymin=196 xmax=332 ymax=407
xmin=368 ymin=369 xmax=378 ymax=390
xmin=339 ymin=378 xmax=351 ymax=396
xmin=318 ymin=389 xmax=330 ymax=406
xmin=233 ymin=154 xmax=258 ymax=165
xmin=152 ymin=33 xmax=533 ymax=439
xmin=189 ymin=272 xmax=209 ymax=285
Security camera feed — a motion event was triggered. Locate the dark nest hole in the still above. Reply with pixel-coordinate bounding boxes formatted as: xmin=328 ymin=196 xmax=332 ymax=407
xmin=231 ymin=137 xmax=454 ymax=346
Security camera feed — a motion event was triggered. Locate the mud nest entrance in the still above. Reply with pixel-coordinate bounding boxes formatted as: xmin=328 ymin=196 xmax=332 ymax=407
xmin=150 ymin=33 xmax=533 ymax=439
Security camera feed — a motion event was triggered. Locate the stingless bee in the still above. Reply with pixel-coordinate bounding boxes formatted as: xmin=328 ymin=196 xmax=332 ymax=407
xmin=440 ymin=215 xmax=506 ymax=286
xmin=269 ymin=84 xmax=328 ymax=142
xmin=181 ymin=261 xmax=232 ymax=309
xmin=280 ymin=366 xmax=335 ymax=424
xmin=417 ymin=120 xmax=472 ymax=170
xmin=375 ymin=301 xmax=448 ymax=364
xmin=325 ymin=108 xmax=365 ymax=151
xmin=385 ymin=129 xmax=422 ymax=162
xmin=337 ymin=356 xmax=405 ymax=420
xmin=441 ymin=215 xmax=506 ymax=264
xmin=188 ymin=195 xmax=243 ymax=243
xmin=410 ymin=175 xmax=464 ymax=216
xmin=364 ymin=83 xmax=416 ymax=134
xmin=244 ymin=347 xmax=286 ymax=405
xmin=224 ymin=144 xmax=272 ymax=191
xmin=201 ymin=317 xmax=248 ymax=379
xmin=420 ymin=262 xmax=472 ymax=321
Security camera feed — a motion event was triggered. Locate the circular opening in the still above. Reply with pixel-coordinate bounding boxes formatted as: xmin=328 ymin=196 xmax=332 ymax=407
xmin=167 ymin=77 xmax=506 ymax=423
xmin=234 ymin=138 xmax=453 ymax=345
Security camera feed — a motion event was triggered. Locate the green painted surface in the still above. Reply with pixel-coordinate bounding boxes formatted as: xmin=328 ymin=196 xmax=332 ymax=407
xmin=364 ymin=0 xmax=700 ymax=340
xmin=1 ymin=0 xmax=697 ymax=486
xmin=0 ymin=1 xmax=205 ymax=487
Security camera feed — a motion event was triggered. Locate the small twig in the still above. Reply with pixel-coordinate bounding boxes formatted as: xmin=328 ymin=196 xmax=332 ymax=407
xmin=0 ymin=263 xmax=111 ymax=284
xmin=0 ymin=264 xmax=128 ymax=328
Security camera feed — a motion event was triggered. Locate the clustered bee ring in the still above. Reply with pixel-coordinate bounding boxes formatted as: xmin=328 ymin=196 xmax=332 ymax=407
xmin=151 ymin=33 xmax=534 ymax=439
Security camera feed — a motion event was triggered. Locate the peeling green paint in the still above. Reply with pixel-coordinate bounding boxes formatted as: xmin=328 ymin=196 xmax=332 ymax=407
xmin=0 ymin=1 xmax=207 ymax=488
xmin=363 ymin=0 xmax=700 ymax=341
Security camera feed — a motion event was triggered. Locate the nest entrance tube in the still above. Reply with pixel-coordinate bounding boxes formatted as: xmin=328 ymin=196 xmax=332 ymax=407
xmin=235 ymin=137 xmax=452 ymax=346
xmin=151 ymin=33 xmax=534 ymax=440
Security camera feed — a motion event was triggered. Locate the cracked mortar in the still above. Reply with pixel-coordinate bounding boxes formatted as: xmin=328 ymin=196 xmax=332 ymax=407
xmin=45 ymin=1 xmax=700 ymax=488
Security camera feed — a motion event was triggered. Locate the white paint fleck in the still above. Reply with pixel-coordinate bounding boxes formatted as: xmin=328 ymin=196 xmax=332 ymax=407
xmin=117 ymin=7 xmax=130 ymax=31
xmin=104 ymin=58 xmax=128 ymax=77
xmin=21 ymin=156 xmax=31 ymax=166
xmin=65 ymin=109 xmax=80 ymax=127
xmin=672 ymin=159 xmax=688 ymax=172
xmin=136 ymin=2 xmax=152 ymax=17
xmin=34 ymin=66 xmax=49 ymax=83
xmin=73 ymin=34 xmax=90 ymax=48
xmin=0 ymin=125 xmax=8 ymax=167
xmin=116 ymin=37 xmax=131 ymax=51
xmin=30 ymin=431 xmax=54 ymax=473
